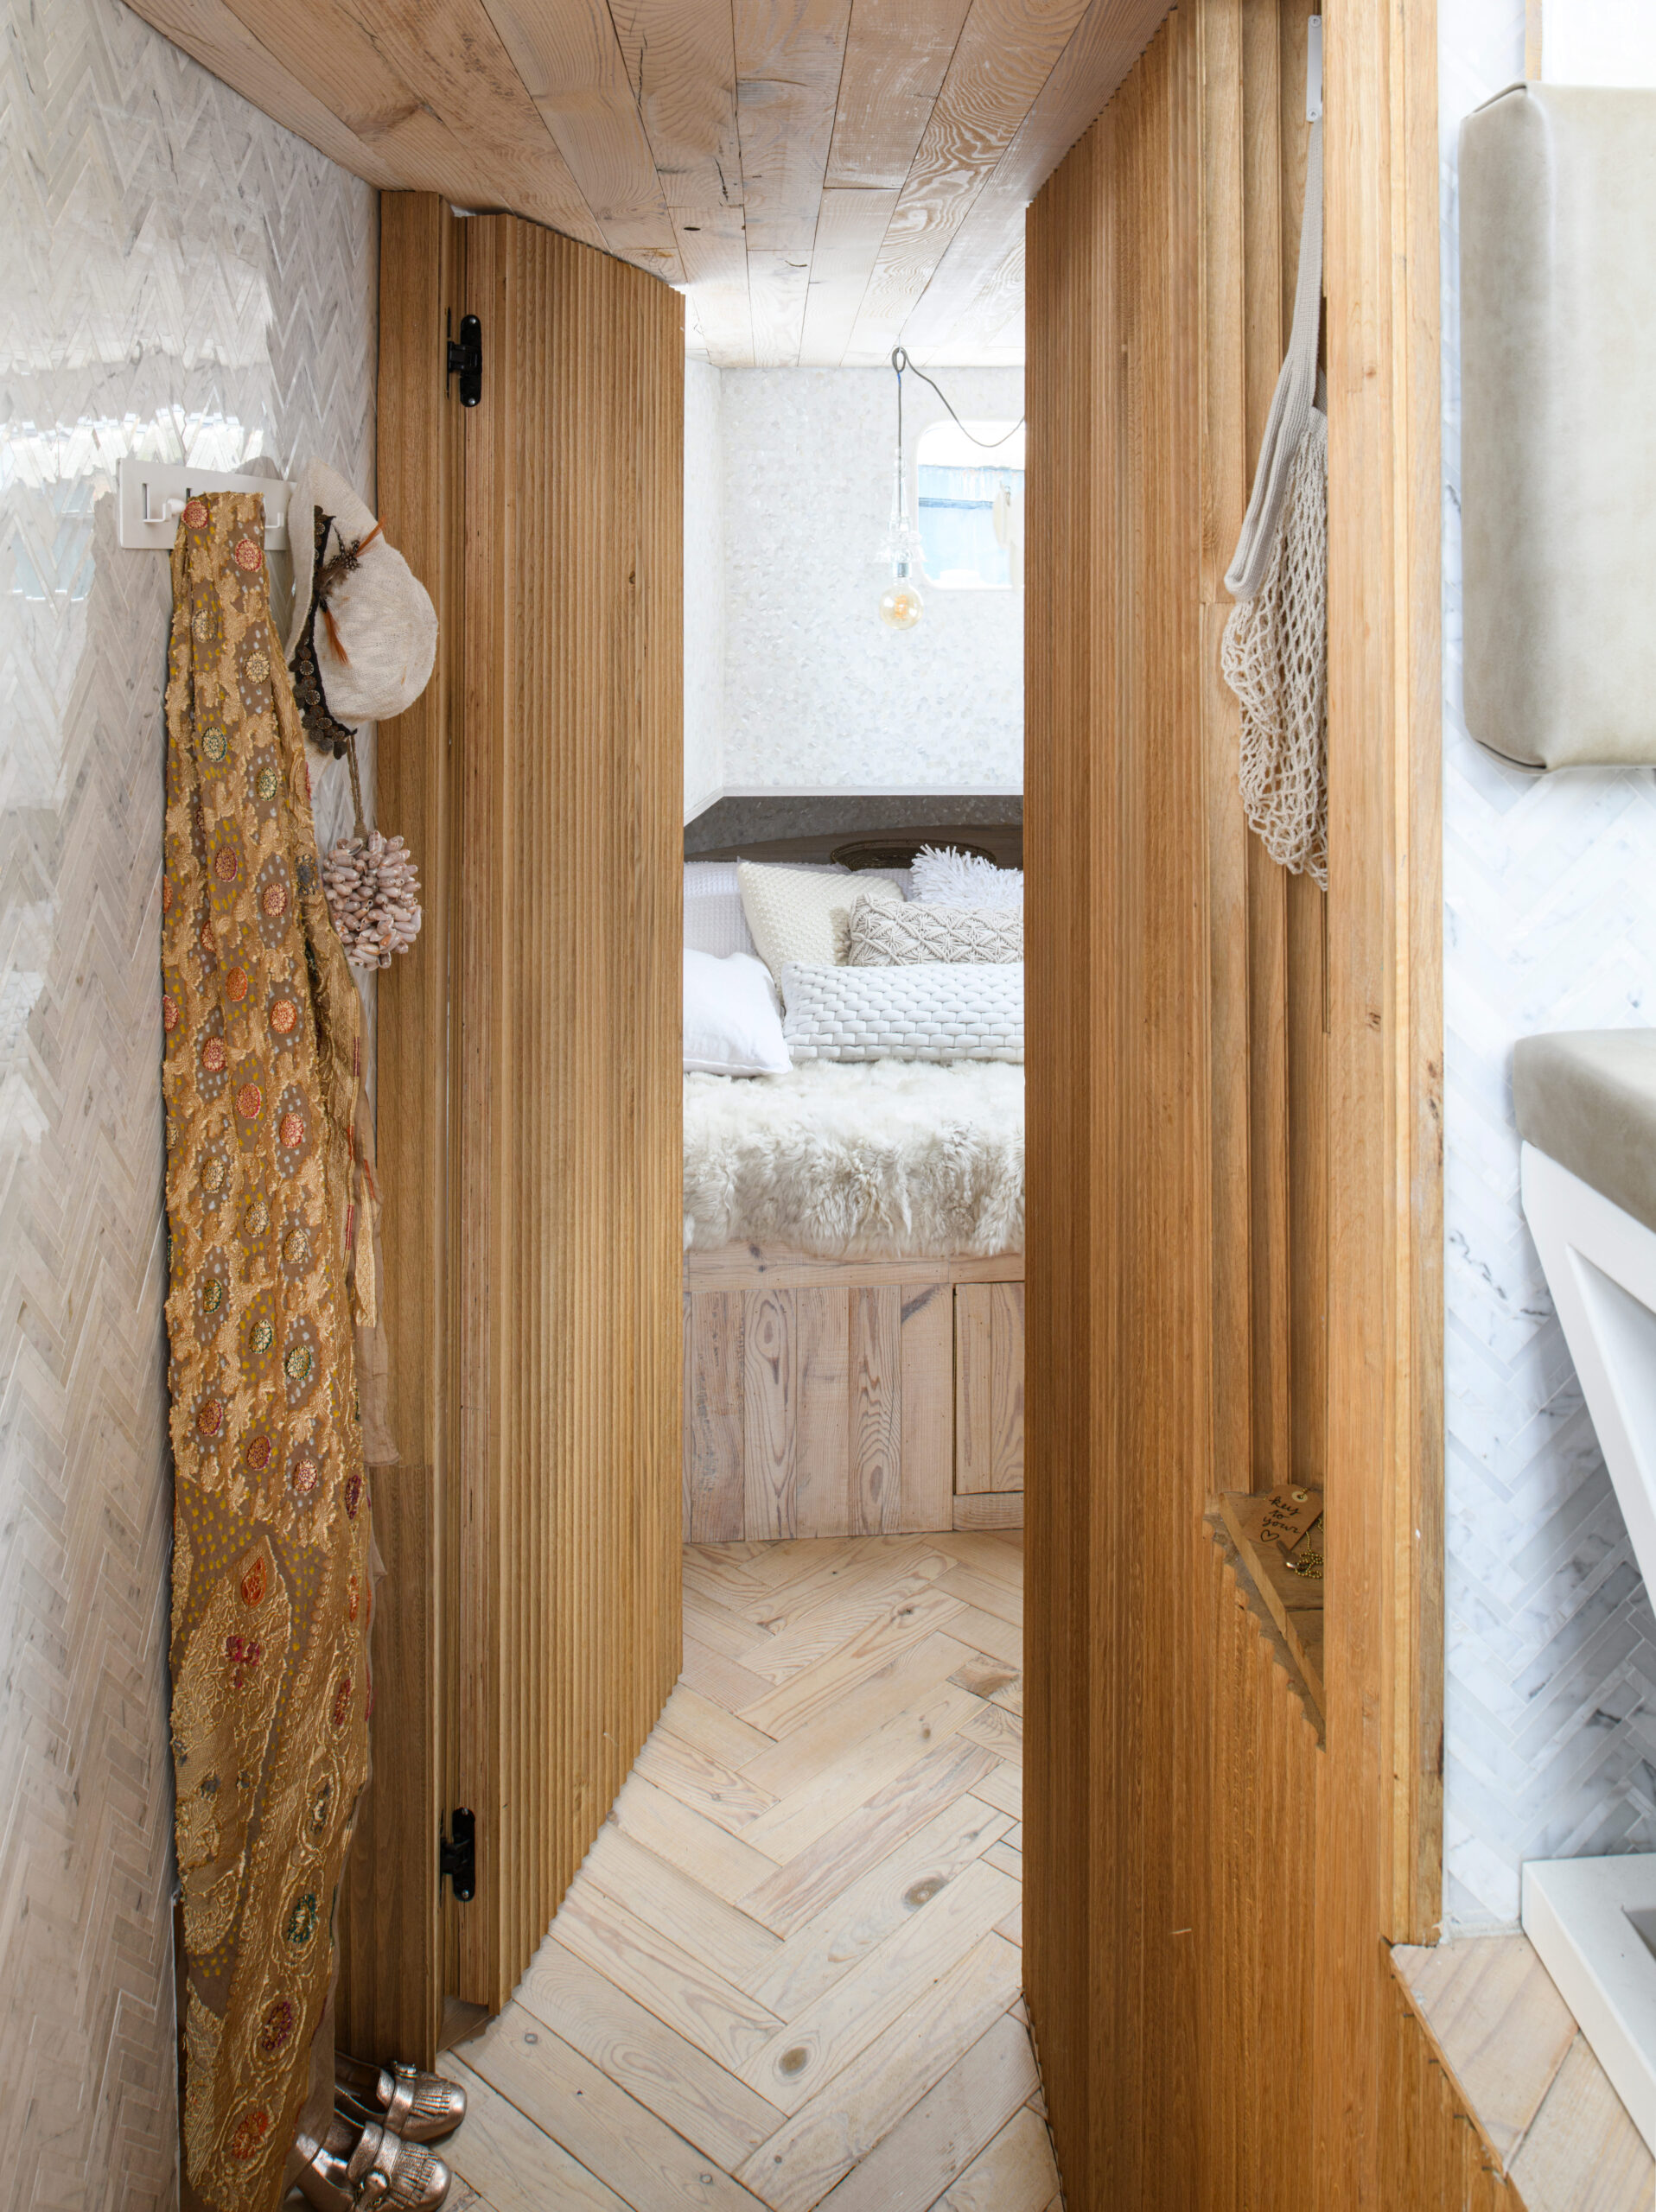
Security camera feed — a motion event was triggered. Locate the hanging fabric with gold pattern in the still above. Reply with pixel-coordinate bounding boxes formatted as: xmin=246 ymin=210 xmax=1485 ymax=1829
xmin=163 ymin=491 xmax=374 ymax=2212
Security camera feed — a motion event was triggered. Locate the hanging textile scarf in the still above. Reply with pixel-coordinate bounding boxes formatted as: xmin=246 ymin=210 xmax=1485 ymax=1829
xmin=163 ymin=492 xmax=373 ymax=2212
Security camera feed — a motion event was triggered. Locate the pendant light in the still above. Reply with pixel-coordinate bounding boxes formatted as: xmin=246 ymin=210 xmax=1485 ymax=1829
xmin=876 ymin=348 xmax=1028 ymax=630
xmin=878 ymin=348 xmax=924 ymax=629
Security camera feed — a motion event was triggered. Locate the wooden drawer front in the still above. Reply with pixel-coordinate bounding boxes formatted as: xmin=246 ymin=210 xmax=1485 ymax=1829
xmin=955 ymin=1281 xmax=1026 ymax=1496
xmin=683 ymin=1280 xmax=953 ymax=1541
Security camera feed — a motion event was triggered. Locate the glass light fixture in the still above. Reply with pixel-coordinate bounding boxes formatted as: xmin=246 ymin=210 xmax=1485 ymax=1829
xmin=878 ymin=576 xmax=924 ymax=630
xmin=878 ymin=349 xmax=924 ymax=630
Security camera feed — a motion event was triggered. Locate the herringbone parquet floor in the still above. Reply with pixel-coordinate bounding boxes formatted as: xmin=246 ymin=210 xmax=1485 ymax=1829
xmin=443 ymin=1531 xmax=1058 ymax=2212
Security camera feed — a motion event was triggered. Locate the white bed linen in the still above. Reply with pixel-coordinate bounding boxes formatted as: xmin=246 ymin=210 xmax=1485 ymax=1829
xmin=684 ymin=1059 xmax=1023 ymax=1259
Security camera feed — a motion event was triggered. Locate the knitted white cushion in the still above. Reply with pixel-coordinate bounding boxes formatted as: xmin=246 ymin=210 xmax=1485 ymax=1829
xmin=738 ymin=862 xmax=902 ymax=988
xmin=846 ymin=894 xmax=1022 ymax=966
xmin=781 ymin=962 xmax=1023 ymax=1063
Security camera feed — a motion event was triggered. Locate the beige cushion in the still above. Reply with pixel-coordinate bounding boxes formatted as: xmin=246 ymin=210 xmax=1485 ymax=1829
xmin=1513 ymin=1030 xmax=1656 ymax=1232
xmin=1461 ymin=86 xmax=1656 ymax=767
xmin=845 ymin=893 xmax=1022 ymax=966
xmin=736 ymin=863 xmax=901 ymax=991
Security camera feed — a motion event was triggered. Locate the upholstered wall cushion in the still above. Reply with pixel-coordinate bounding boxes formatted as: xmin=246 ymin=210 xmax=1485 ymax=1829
xmin=1462 ymin=86 xmax=1656 ymax=766
xmin=845 ymin=893 xmax=1022 ymax=966
xmin=737 ymin=861 xmax=902 ymax=987
xmin=1514 ymin=1029 xmax=1656 ymax=1234
xmin=781 ymin=961 xmax=1023 ymax=1063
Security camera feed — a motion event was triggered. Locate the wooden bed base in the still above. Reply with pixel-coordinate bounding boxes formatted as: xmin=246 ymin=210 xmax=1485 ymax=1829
xmin=683 ymin=1245 xmax=1025 ymax=1541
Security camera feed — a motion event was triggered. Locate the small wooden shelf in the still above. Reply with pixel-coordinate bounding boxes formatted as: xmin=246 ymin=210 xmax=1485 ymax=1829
xmin=1217 ymin=1488 xmax=1325 ymax=1718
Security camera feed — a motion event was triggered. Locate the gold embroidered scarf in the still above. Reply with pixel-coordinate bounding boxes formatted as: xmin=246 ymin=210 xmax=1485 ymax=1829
xmin=164 ymin=493 xmax=373 ymax=2211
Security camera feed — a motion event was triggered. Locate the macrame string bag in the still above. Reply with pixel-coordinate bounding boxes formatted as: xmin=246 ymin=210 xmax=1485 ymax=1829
xmin=1221 ymin=118 xmax=1328 ymax=887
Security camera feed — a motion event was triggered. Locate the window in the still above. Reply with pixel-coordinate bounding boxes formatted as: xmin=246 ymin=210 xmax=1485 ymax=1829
xmin=916 ymin=419 xmax=1024 ymax=590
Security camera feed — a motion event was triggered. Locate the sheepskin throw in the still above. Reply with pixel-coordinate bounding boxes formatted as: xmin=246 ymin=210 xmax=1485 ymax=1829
xmin=846 ymin=893 xmax=1022 ymax=965
xmin=781 ymin=961 xmax=1023 ymax=1062
xmin=909 ymin=844 xmax=1023 ymax=906
xmin=684 ymin=1062 xmax=1024 ymax=1258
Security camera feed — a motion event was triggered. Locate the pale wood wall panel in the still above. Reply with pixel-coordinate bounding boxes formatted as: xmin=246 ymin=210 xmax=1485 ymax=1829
xmin=682 ymin=1255 xmax=1017 ymax=1541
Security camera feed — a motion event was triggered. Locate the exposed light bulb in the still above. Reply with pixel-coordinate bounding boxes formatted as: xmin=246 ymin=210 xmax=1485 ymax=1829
xmin=878 ymin=576 xmax=924 ymax=630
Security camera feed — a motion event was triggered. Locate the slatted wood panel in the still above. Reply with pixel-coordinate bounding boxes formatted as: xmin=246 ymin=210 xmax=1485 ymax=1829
xmin=371 ymin=198 xmax=683 ymax=2032
xmin=451 ymin=208 xmax=684 ymax=2012
xmin=683 ymin=1252 xmax=1015 ymax=1541
xmin=1025 ymin=2 xmax=1446 ymax=2205
xmin=119 ymin=0 xmax=1175 ymax=366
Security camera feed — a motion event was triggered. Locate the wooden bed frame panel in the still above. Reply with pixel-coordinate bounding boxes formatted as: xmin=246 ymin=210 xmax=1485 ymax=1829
xmin=684 ymin=1246 xmax=1025 ymax=1541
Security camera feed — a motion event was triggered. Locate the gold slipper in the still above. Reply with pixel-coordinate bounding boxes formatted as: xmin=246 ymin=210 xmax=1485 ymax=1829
xmin=335 ymin=2053 xmax=468 ymax=2145
xmin=294 ymin=2113 xmax=451 ymax=2210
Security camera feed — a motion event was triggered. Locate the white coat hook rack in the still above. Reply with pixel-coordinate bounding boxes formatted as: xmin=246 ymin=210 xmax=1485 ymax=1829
xmin=1306 ymin=15 xmax=1323 ymax=123
xmin=116 ymin=458 xmax=295 ymax=552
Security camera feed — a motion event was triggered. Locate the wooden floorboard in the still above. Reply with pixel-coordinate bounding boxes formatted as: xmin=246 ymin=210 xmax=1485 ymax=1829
xmin=445 ymin=1534 xmax=1058 ymax=2210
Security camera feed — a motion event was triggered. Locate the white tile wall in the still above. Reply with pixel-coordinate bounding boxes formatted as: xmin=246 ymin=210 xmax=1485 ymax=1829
xmin=717 ymin=367 xmax=1024 ymax=797
xmin=0 ymin=0 xmax=378 ymax=2196
xmin=1440 ymin=0 xmax=1656 ymax=1929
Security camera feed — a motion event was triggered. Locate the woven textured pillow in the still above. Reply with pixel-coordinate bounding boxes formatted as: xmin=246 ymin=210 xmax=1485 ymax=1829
xmin=846 ymin=893 xmax=1022 ymax=966
xmin=781 ymin=962 xmax=1023 ymax=1063
xmin=737 ymin=861 xmax=902 ymax=988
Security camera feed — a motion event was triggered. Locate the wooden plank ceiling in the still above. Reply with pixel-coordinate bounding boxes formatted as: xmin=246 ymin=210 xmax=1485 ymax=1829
xmin=124 ymin=0 xmax=1172 ymax=365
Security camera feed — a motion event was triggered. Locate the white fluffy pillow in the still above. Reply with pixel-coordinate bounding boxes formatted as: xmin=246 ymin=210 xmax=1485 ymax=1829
xmin=737 ymin=862 xmax=902 ymax=990
xmin=684 ymin=950 xmax=790 ymax=1076
xmin=910 ymin=844 xmax=1023 ymax=907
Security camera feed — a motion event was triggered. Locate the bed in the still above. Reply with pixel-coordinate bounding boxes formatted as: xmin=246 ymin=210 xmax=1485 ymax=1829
xmin=681 ymin=804 xmax=1026 ymax=1543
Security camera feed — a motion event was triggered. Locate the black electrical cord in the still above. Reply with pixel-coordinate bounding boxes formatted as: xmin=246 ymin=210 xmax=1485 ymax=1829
xmin=890 ymin=346 xmax=1026 ymax=449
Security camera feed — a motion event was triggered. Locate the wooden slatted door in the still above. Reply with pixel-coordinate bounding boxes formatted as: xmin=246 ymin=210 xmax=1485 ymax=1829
xmin=351 ymin=195 xmax=683 ymax=2051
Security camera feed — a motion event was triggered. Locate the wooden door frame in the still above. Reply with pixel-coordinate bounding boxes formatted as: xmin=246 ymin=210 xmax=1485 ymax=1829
xmin=335 ymin=191 xmax=462 ymax=2071
xmin=1316 ymin=0 xmax=1445 ymax=2184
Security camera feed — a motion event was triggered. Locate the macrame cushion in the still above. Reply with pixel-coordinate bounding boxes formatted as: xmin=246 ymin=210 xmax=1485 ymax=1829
xmin=780 ymin=962 xmax=1023 ymax=1063
xmin=845 ymin=893 xmax=1022 ymax=966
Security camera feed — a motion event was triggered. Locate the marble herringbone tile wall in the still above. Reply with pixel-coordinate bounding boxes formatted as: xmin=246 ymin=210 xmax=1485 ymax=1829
xmin=1440 ymin=2 xmax=1656 ymax=1929
xmin=0 ymin=0 xmax=377 ymax=2200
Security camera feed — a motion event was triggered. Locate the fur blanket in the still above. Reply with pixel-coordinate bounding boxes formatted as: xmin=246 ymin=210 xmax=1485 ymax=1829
xmin=685 ymin=1060 xmax=1024 ymax=1259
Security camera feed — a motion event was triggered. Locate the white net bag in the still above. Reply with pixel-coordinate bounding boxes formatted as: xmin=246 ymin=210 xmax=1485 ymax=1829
xmin=1222 ymin=406 xmax=1328 ymax=885
xmin=1221 ymin=118 xmax=1328 ymax=887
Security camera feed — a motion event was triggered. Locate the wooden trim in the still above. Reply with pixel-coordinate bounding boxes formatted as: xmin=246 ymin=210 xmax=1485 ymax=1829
xmin=1316 ymin=0 xmax=1445 ymax=2190
xmin=685 ymin=1244 xmax=1026 ymax=1290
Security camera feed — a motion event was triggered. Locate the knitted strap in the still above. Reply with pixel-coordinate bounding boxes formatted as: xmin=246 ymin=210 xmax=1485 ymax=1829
xmin=1225 ymin=119 xmax=1324 ymax=601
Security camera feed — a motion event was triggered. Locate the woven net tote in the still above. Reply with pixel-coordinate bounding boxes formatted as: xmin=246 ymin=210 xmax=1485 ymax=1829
xmin=1221 ymin=118 xmax=1328 ymax=888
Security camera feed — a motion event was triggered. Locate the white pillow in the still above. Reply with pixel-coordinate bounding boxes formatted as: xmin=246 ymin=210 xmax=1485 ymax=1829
xmin=780 ymin=961 xmax=1023 ymax=1063
xmin=685 ymin=861 xmax=759 ymax=959
xmin=910 ymin=844 xmax=1023 ymax=907
xmin=737 ymin=861 xmax=903 ymax=990
xmin=684 ymin=950 xmax=791 ymax=1076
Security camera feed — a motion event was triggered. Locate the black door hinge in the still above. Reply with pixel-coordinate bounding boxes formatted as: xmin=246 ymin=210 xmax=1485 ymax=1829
xmin=446 ymin=312 xmax=482 ymax=407
xmin=440 ymin=1807 xmax=476 ymax=1900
